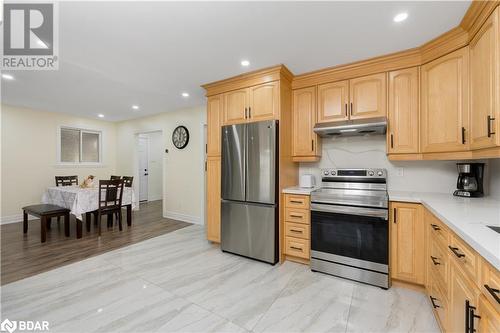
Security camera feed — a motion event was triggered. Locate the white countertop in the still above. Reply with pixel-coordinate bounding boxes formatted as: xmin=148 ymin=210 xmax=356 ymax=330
xmin=282 ymin=186 xmax=319 ymax=195
xmin=389 ymin=191 xmax=500 ymax=271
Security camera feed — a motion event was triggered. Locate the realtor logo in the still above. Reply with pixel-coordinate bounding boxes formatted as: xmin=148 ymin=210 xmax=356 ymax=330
xmin=1 ymin=2 xmax=59 ymax=70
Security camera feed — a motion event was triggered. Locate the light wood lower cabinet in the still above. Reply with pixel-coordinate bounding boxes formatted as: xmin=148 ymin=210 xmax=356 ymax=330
xmin=283 ymin=194 xmax=310 ymax=262
xmin=423 ymin=207 xmax=500 ymax=333
xmin=390 ymin=202 xmax=425 ymax=285
xmin=206 ymin=157 xmax=221 ymax=242
xmin=477 ymin=295 xmax=500 ymax=333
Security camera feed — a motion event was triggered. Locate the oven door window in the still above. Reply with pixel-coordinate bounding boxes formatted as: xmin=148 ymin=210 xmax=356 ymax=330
xmin=311 ymin=211 xmax=388 ymax=265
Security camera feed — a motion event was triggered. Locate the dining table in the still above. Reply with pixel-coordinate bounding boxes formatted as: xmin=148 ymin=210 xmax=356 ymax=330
xmin=41 ymin=185 xmax=136 ymax=238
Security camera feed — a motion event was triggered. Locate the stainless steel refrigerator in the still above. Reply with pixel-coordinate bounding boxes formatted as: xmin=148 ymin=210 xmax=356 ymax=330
xmin=221 ymin=120 xmax=278 ymax=264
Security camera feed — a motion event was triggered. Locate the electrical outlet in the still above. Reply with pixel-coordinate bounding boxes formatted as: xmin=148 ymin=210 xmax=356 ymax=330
xmin=397 ymin=167 xmax=404 ymax=177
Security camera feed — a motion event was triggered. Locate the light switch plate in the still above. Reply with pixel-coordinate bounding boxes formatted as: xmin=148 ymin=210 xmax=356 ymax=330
xmin=397 ymin=167 xmax=404 ymax=177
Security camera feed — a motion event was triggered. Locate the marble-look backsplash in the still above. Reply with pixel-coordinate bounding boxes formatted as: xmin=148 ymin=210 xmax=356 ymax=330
xmin=299 ymin=135 xmax=499 ymax=196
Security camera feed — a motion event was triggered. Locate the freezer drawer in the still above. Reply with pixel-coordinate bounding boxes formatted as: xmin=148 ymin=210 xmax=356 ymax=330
xmin=221 ymin=200 xmax=277 ymax=264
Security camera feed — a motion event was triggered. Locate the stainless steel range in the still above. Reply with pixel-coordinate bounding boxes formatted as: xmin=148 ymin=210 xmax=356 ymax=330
xmin=310 ymin=168 xmax=389 ymax=289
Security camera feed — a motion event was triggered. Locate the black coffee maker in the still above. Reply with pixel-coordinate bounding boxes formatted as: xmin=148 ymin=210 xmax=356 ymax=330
xmin=453 ymin=163 xmax=485 ymax=197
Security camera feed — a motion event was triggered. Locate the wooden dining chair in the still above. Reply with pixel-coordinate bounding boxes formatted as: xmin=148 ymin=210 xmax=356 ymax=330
xmin=53 ymin=176 xmax=78 ymax=227
xmin=110 ymin=175 xmax=122 ymax=180
xmin=122 ymin=176 xmax=134 ymax=187
xmin=96 ymin=179 xmax=124 ymax=236
xmin=55 ymin=176 xmax=78 ymax=187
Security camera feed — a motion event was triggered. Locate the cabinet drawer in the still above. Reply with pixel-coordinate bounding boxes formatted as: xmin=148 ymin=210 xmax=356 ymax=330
xmin=426 ymin=211 xmax=449 ymax=246
xmin=429 ymin=235 xmax=450 ymax=298
xmin=429 ymin=271 xmax=449 ymax=331
xmin=481 ymin=261 xmax=500 ymax=311
xmin=284 ymin=208 xmax=310 ymax=225
xmin=285 ymin=222 xmax=310 ymax=240
xmin=284 ymin=194 xmax=310 ymax=209
xmin=449 ymin=234 xmax=480 ymax=284
xmin=284 ymin=237 xmax=310 ymax=259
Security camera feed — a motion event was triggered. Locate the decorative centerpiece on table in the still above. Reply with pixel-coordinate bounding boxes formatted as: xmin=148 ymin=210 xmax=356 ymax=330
xmin=80 ymin=175 xmax=95 ymax=188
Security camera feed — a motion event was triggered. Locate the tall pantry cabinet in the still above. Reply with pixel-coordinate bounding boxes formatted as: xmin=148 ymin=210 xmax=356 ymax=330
xmin=202 ymin=66 xmax=298 ymax=253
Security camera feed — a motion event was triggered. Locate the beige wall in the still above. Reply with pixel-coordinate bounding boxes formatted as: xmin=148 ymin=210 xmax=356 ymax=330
xmin=0 ymin=104 xmax=117 ymax=222
xmin=115 ymin=106 xmax=206 ymax=224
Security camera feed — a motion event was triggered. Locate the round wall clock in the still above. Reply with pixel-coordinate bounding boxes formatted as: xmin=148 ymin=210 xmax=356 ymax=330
xmin=172 ymin=125 xmax=189 ymax=149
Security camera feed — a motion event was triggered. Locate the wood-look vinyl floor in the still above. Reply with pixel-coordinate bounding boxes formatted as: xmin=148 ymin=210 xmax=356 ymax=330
xmin=0 ymin=200 xmax=191 ymax=285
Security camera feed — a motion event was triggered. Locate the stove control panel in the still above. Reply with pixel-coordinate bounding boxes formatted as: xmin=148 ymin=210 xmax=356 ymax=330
xmin=321 ymin=168 xmax=387 ymax=179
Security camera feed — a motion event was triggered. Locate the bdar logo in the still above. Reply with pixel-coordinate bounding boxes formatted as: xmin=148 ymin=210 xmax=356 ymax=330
xmin=0 ymin=319 xmax=17 ymax=333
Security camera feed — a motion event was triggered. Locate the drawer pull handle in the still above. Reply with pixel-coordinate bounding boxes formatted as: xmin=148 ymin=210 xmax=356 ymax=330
xmin=429 ymin=296 xmax=440 ymax=309
xmin=448 ymin=246 xmax=465 ymax=258
xmin=290 ymin=229 xmax=302 ymax=233
xmin=431 ymin=224 xmax=441 ymax=231
xmin=290 ymin=246 xmax=303 ymax=251
xmin=484 ymin=284 xmax=500 ymax=304
xmin=290 ymin=214 xmax=303 ymax=218
xmin=430 ymin=256 xmax=441 ymax=265
xmin=290 ymin=200 xmax=303 ymax=204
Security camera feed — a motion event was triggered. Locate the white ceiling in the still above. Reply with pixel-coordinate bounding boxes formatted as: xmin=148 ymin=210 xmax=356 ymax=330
xmin=2 ymin=1 xmax=471 ymax=121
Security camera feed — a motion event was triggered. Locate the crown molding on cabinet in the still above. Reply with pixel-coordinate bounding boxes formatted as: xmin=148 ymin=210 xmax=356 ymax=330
xmin=202 ymin=64 xmax=293 ymax=97
xmin=461 ymin=0 xmax=500 ymax=40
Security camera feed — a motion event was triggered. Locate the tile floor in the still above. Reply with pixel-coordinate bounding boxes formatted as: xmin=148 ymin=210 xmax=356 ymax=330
xmin=1 ymin=225 xmax=439 ymax=333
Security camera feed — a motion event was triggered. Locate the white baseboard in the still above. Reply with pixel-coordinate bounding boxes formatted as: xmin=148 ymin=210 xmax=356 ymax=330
xmin=0 ymin=214 xmax=37 ymax=225
xmin=163 ymin=211 xmax=202 ymax=225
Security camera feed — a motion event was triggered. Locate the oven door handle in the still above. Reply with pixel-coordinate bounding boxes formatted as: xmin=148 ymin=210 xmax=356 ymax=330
xmin=311 ymin=203 xmax=388 ymax=219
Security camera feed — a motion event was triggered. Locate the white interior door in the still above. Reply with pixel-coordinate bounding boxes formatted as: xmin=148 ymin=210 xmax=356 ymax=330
xmin=138 ymin=136 xmax=149 ymax=202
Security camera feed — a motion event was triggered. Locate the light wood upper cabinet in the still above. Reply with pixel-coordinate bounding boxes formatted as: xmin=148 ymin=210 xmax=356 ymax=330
xmin=206 ymin=157 xmax=221 ymax=243
xmin=470 ymin=7 xmax=499 ymax=150
xmin=249 ymin=81 xmax=279 ymax=121
xmin=223 ymin=88 xmax=249 ymax=125
xmin=421 ymin=47 xmax=469 ymax=153
xmin=207 ymin=94 xmax=222 ymax=157
xmin=390 ymin=202 xmax=424 ymax=285
xmin=317 ymin=80 xmax=349 ymax=123
xmin=388 ymin=67 xmax=419 ymax=154
xmin=292 ymin=87 xmax=320 ymax=160
xmin=349 ymin=73 xmax=387 ymax=119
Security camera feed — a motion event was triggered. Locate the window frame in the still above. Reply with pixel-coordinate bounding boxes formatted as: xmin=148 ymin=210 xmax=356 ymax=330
xmin=57 ymin=126 xmax=103 ymax=166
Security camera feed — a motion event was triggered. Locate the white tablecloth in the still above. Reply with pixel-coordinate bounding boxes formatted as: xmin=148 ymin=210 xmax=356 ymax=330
xmin=42 ymin=186 xmax=136 ymax=219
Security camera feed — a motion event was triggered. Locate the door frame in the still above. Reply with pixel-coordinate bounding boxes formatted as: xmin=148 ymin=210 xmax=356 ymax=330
xmin=201 ymin=123 xmax=207 ymax=226
xmin=138 ymin=135 xmax=150 ymax=202
xmin=133 ymin=129 xmax=164 ymax=210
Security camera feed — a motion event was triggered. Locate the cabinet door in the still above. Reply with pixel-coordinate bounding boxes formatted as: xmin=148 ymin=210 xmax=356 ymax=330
xmin=388 ymin=68 xmax=419 ymax=154
xmin=206 ymin=157 xmax=221 ymax=242
xmin=207 ymin=94 xmax=222 ymax=157
xmin=470 ymin=7 xmax=499 ymax=149
xmin=477 ymin=295 xmax=500 ymax=333
xmin=223 ymin=88 xmax=248 ymax=125
xmin=292 ymin=87 xmax=320 ymax=160
xmin=349 ymin=73 xmax=387 ymax=119
xmin=317 ymin=80 xmax=349 ymax=123
xmin=421 ymin=47 xmax=469 ymax=153
xmin=390 ymin=202 xmax=424 ymax=285
xmin=248 ymin=81 xmax=279 ymax=122
xmin=449 ymin=263 xmax=479 ymax=333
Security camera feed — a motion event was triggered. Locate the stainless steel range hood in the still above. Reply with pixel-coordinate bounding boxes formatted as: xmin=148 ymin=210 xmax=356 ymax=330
xmin=313 ymin=117 xmax=387 ymax=137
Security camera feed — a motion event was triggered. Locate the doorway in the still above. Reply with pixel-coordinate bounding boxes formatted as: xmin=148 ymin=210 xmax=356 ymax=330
xmin=136 ymin=131 xmax=163 ymax=204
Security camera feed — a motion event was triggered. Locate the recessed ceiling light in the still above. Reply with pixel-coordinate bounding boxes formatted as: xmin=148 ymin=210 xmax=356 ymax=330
xmin=132 ymin=105 xmax=139 ymax=110
xmin=393 ymin=12 xmax=408 ymax=23
xmin=241 ymin=60 xmax=250 ymax=67
xmin=98 ymin=114 xmax=104 ymax=118
xmin=182 ymin=92 xmax=189 ymax=98
xmin=2 ymin=74 xmax=14 ymax=80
